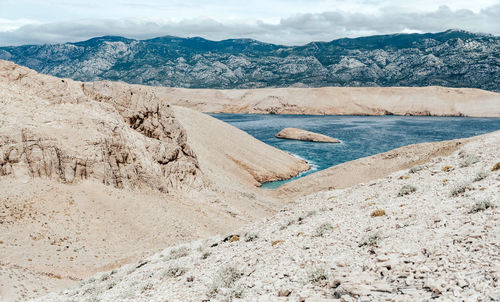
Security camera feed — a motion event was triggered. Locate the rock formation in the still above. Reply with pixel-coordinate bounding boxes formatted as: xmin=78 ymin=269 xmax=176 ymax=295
xmin=0 ymin=60 xmax=309 ymax=301
xmin=275 ymin=128 xmax=340 ymax=143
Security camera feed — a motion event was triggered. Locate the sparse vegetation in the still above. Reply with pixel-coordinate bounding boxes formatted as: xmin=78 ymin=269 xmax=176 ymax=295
xmin=450 ymin=182 xmax=472 ymax=197
xmin=460 ymin=154 xmax=480 ymax=167
xmin=163 ymin=264 xmax=187 ymax=278
xmin=208 ymin=265 xmax=243 ymax=297
xmin=359 ymin=232 xmax=381 ymax=247
xmin=308 ymin=266 xmax=329 ymax=284
xmin=370 ymin=209 xmax=386 ymax=217
xmin=272 ymin=240 xmax=284 ymax=246
xmin=409 ymin=165 xmax=425 ymax=173
xmin=313 ymin=223 xmax=333 ymax=237
xmin=398 ymin=184 xmax=417 ymax=197
xmin=169 ymin=246 xmax=190 ymax=260
xmin=492 ymin=162 xmax=500 ymax=171
xmin=306 ymin=210 xmax=318 ymax=217
xmin=470 ymin=199 xmax=494 ymax=213
xmin=442 ymin=165 xmax=453 ymax=172
xmin=201 ymin=251 xmax=211 ymax=260
xmin=280 ymin=219 xmax=296 ymax=230
xmin=244 ymin=232 xmax=258 ymax=242
xmin=473 ymin=171 xmax=489 ymax=182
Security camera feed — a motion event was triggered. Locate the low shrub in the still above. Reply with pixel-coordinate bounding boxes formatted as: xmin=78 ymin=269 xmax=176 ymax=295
xmin=313 ymin=223 xmax=333 ymax=237
xmin=359 ymin=232 xmax=381 ymax=247
xmin=473 ymin=171 xmax=489 ymax=182
xmin=244 ymin=232 xmax=258 ymax=242
xmin=169 ymin=246 xmax=190 ymax=260
xmin=308 ymin=266 xmax=329 ymax=285
xmin=398 ymin=184 xmax=417 ymax=197
xmin=460 ymin=154 xmax=480 ymax=168
xmin=409 ymin=165 xmax=425 ymax=173
xmin=470 ymin=199 xmax=494 ymax=213
xmin=208 ymin=265 xmax=243 ymax=297
xmin=163 ymin=264 xmax=187 ymax=278
xmin=450 ymin=182 xmax=472 ymax=197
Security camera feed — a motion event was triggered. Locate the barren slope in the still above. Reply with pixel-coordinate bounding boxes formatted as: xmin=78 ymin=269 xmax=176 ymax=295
xmin=0 ymin=60 xmax=307 ymax=301
xmin=161 ymin=86 xmax=500 ymax=117
xmin=34 ymin=132 xmax=500 ymax=301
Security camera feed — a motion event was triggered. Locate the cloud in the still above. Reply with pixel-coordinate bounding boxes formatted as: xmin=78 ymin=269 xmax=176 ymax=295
xmin=0 ymin=4 xmax=498 ymax=46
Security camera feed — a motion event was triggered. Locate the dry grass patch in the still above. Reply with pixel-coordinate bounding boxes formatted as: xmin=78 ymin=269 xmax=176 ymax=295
xmin=492 ymin=162 xmax=500 ymax=171
xmin=272 ymin=240 xmax=284 ymax=246
xmin=442 ymin=165 xmax=453 ymax=172
xmin=370 ymin=209 xmax=386 ymax=217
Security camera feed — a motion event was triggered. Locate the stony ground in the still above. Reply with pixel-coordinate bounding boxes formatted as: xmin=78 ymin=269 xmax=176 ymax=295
xmin=33 ymin=131 xmax=500 ymax=301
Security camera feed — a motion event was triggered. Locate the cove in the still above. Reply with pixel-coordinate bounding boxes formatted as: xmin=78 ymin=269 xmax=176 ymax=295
xmin=210 ymin=114 xmax=500 ymax=189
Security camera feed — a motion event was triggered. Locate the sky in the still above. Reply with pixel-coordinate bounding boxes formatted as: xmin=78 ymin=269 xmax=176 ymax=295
xmin=0 ymin=0 xmax=499 ymax=46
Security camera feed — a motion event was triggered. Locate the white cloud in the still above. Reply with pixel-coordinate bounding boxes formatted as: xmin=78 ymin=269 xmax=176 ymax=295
xmin=0 ymin=4 xmax=498 ymax=46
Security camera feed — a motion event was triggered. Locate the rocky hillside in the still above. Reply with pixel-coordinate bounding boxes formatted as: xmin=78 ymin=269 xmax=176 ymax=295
xmin=0 ymin=30 xmax=498 ymax=91
xmin=34 ymin=131 xmax=500 ymax=301
xmin=0 ymin=60 xmax=308 ymax=301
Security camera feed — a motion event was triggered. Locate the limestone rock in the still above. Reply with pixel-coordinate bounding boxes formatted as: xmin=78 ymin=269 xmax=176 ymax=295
xmin=275 ymin=128 xmax=340 ymax=143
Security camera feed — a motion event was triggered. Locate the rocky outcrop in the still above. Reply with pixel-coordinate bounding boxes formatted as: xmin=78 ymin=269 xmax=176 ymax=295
xmin=275 ymin=128 xmax=340 ymax=143
xmin=0 ymin=60 xmax=309 ymax=191
xmin=0 ymin=60 xmax=200 ymax=192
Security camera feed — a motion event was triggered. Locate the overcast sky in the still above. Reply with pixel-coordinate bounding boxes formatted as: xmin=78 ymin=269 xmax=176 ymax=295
xmin=0 ymin=0 xmax=499 ymax=46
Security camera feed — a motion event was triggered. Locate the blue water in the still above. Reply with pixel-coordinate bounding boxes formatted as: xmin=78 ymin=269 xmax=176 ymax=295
xmin=210 ymin=114 xmax=500 ymax=189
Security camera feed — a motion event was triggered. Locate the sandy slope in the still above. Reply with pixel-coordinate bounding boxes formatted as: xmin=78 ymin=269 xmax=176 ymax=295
xmin=0 ymin=60 xmax=307 ymax=301
xmin=160 ymin=86 xmax=500 ymax=117
xmin=35 ymin=131 xmax=500 ymax=302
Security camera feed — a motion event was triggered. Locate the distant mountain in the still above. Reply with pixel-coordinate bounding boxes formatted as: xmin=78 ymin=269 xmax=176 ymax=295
xmin=0 ymin=30 xmax=499 ymax=91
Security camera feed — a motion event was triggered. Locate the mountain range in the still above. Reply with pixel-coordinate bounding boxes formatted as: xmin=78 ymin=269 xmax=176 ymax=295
xmin=0 ymin=29 xmax=498 ymax=91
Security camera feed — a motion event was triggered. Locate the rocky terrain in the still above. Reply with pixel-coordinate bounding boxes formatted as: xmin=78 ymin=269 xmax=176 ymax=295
xmin=1 ymin=60 xmax=499 ymax=301
xmin=34 ymin=131 xmax=500 ymax=301
xmin=0 ymin=60 xmax=308 ymax=301
xmin=275 ymin=128 xmax=340 ymax=143
xmin=0 ymin=30 xmax=499 ymax=91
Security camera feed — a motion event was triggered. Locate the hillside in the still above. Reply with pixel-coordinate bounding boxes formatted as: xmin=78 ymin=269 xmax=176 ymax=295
xmin=0 ymin=30 xmax=499 ymax=91
xmin=34 ymin=131 xmax=500 ymax=301
xmin=0 ymin=60 xmax=308 ymax=301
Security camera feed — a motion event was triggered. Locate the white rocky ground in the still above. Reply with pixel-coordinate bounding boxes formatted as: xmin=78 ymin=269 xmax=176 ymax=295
xmin=34 ymin=131 xmax=500 ymax=301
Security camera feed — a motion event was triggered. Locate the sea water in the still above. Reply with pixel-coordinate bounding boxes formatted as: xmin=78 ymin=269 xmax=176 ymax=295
xmin=210 ymin=114 xmax=500 ymax=189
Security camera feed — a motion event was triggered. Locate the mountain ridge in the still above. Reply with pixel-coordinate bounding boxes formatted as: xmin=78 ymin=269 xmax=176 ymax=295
xmin=0 ymin=29 xmax=498 ymax=91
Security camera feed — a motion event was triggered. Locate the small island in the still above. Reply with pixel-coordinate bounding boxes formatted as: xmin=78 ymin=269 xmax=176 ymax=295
xmin=275 ymin=128 xmax=340 ymax=143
